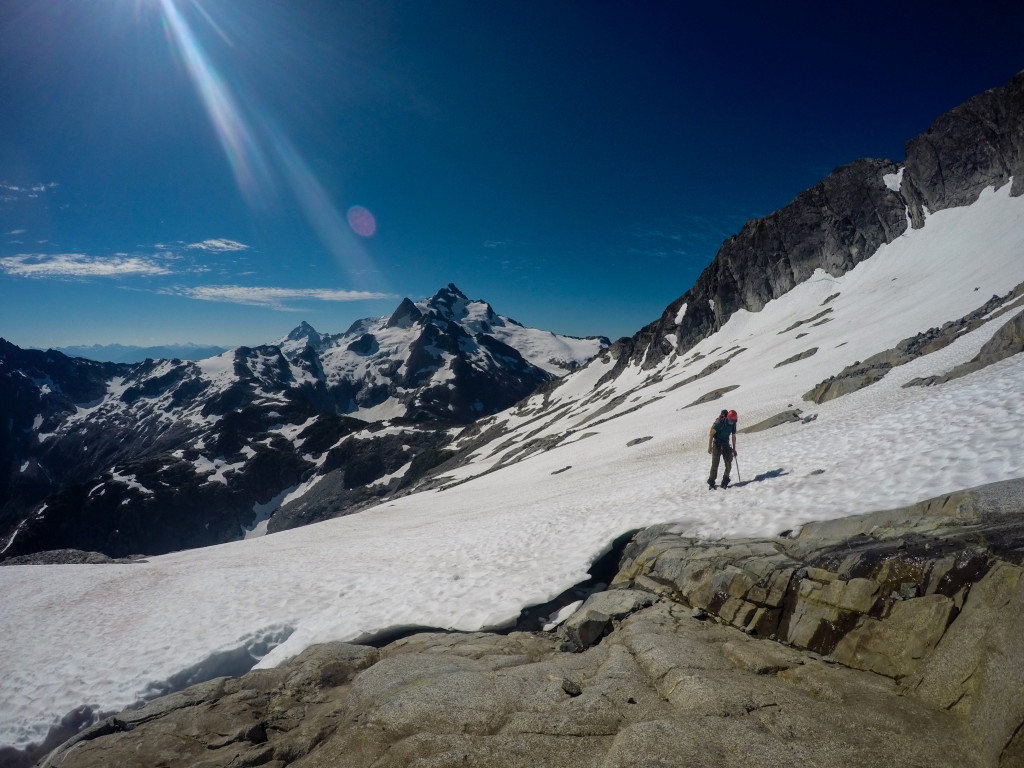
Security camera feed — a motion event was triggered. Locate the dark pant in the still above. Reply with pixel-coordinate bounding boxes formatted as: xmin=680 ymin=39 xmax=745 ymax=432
xmin=709 ymin=443 xmax=732 ymax=485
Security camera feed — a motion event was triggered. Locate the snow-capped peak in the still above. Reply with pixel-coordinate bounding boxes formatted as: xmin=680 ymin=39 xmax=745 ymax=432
xmin=286 ymin=321 xmax=321 ymax=342
xmin=275 ymin=321 xmax=325 ymax=355
xmin=420 ymin=283 xmax=474 ymax=323
xmin=384 ymin=298 xmax=423 ymax=329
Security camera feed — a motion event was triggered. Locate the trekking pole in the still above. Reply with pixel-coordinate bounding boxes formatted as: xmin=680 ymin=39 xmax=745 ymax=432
xmin=735 ymin=454 xmax=741 ymax=484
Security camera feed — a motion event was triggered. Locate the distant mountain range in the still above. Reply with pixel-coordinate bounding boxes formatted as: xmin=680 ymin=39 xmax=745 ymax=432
xmin=0 ymin=285 xmax=607 ymax=559
xmin=51 ymin=343 xmax=229 ymax=364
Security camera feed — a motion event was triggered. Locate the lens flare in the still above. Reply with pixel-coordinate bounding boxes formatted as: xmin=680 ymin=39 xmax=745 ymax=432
xmin=346 ymin=206 xmax=376 ymax=238
xmin=265 ymin=120 xmax=377 ymax=285
xmin=154 ymin=0 xmax=384 ymax=288
xmin=157 ymin=0 xmax=272 ymax=209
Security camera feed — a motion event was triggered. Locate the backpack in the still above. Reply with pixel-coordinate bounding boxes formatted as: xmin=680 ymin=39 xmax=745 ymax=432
xmin=712 ymin=416 xmax=732 ymax=447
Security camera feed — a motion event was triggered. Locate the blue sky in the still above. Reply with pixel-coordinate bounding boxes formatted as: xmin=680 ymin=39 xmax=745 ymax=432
xmin=1 ymin=0 xmax=1022 ymax=350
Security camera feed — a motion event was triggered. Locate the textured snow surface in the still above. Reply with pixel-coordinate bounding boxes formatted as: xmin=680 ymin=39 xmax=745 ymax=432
xmin=1 ymin=185 xmax=1023 ymax=752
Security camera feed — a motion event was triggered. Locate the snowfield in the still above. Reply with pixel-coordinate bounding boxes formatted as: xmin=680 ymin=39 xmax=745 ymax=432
xmin=1 ymin=182 xmax=1023 ymax=754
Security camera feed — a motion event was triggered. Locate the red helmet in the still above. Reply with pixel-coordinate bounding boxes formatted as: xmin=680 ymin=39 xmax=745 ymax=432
xmin=727 ymin=410 xmax=738 ymax=420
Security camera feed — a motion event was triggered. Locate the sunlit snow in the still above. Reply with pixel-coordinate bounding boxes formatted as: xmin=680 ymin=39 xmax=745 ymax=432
xmin=1 ymin=184 xmax=1023 ymax=753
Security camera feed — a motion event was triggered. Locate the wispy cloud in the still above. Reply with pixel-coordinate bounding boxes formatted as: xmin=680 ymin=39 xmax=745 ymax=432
xmin=168 ymin=285 xmax=395 ymax=309
xmin=629 ymin=213 xmax=752 ymax=261
xmin=0 ymin=253 xmax=171 ymax=278
xmin=5 ymin=229 xmax=27 ymax=236
xmin=186 ymin=238 xmax=251 ymax=252
xmin=0 ymin=182 xmax=58 ymax=204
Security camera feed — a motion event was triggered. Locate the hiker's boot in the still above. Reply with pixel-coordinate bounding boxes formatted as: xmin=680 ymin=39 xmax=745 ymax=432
xmin=708 ymin=479 xmax=717 ymax=490
xmin=721 ymin=476 xmax=730 ymax=489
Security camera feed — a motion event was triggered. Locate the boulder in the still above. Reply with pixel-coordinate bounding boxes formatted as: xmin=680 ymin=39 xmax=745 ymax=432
xmin=901 ymin=562 xmax=1024 ymax=765
xmin=559 ymin=589 xmax=658 ymax=652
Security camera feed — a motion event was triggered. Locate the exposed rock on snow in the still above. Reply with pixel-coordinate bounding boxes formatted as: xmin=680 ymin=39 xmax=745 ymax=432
xmin=0 ymin=549 xmax=141 ymax=566
xmin=774 ymin=347 xmax=818 ymax=368
xmin=906 ymin=307 xmax=1024 ymax=388
xmin=778 ymin=308 xmax=833 ymax=335
xmin=803 ymin=281 xmax=1024 ymax=403
xmin=36 ymin=479 xmax=1024 ymax=768
xmin=684 ymin=384 xmax=739 ymax=407
xmin=738 ymin=409 xmax=805 ymax=433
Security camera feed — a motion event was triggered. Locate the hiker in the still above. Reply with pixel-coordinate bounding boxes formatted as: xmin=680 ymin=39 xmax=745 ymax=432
xmin=707 ymin=409 xmax=738 ymax=489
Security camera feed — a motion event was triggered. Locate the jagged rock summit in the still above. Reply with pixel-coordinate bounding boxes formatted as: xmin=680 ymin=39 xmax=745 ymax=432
xmin=607 ymin=70 xmax=1024 ymax=376
xmin=275 ymin=283 xmax=607 ymax=425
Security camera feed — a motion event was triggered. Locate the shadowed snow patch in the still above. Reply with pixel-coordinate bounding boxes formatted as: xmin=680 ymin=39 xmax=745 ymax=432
xmin=135 ymin=624 xmax=295 ymax=703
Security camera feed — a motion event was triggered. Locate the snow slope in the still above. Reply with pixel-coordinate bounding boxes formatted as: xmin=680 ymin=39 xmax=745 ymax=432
xmin=1 ymin=184 xmax=1023 ymax=754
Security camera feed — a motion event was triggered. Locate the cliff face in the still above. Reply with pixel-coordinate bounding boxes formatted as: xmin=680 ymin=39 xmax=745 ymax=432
xmin=902 ymin=72 xmax=1024 ymax=225
xmin=620 ymin=71 xmax=1024 ymax=372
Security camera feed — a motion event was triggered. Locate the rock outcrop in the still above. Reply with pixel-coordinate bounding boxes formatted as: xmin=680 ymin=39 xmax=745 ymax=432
xmin=901 ymin=71 xmax=1024 ymax=226
xmin=906 ymin=307 xmax=1024 ymax=388
xmin=35 ymin=478 xmax=1024 ymax=768
xmin=35 ymin=610 xmax=979 ymax=768
xmin=738 ymin=408 xmax=808 ymax=433
xmin=0 ymin=549 xmax=141 ymax=566
xmin=803 ymin=281 xmax=1024 ymax=403
xmin=615 ymin=478 xmax=1024 ymax=766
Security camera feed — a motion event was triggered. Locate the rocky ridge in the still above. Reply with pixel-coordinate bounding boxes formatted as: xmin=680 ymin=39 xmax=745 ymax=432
xmin=599 ymin=71 xmax=1024 ymax=378
xmin=32 ymin=478 xmax=1024 ymax=768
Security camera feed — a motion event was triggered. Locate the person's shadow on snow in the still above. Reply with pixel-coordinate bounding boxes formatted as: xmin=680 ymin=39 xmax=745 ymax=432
xmin=731 ymin=468 xmax=788 ymax=488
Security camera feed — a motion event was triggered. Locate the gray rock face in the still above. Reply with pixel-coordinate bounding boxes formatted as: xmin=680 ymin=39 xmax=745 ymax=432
xmin=619 ymin=157 xmax=908 ymax=374
xmin=603 ymin=71 xmax=1024 ymax=376
xmin=616 ymin=478 xmax=1024 ymax=766
xmin=902 ymin=71 xmax=1024 ymax=227
xmin=901 ymin=562 xmax=1024 ymax=764
xmin=38 ymin=611 xmax=977 ymax=768
xmin=34 ymin=478 xmax=1024 ymax=768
